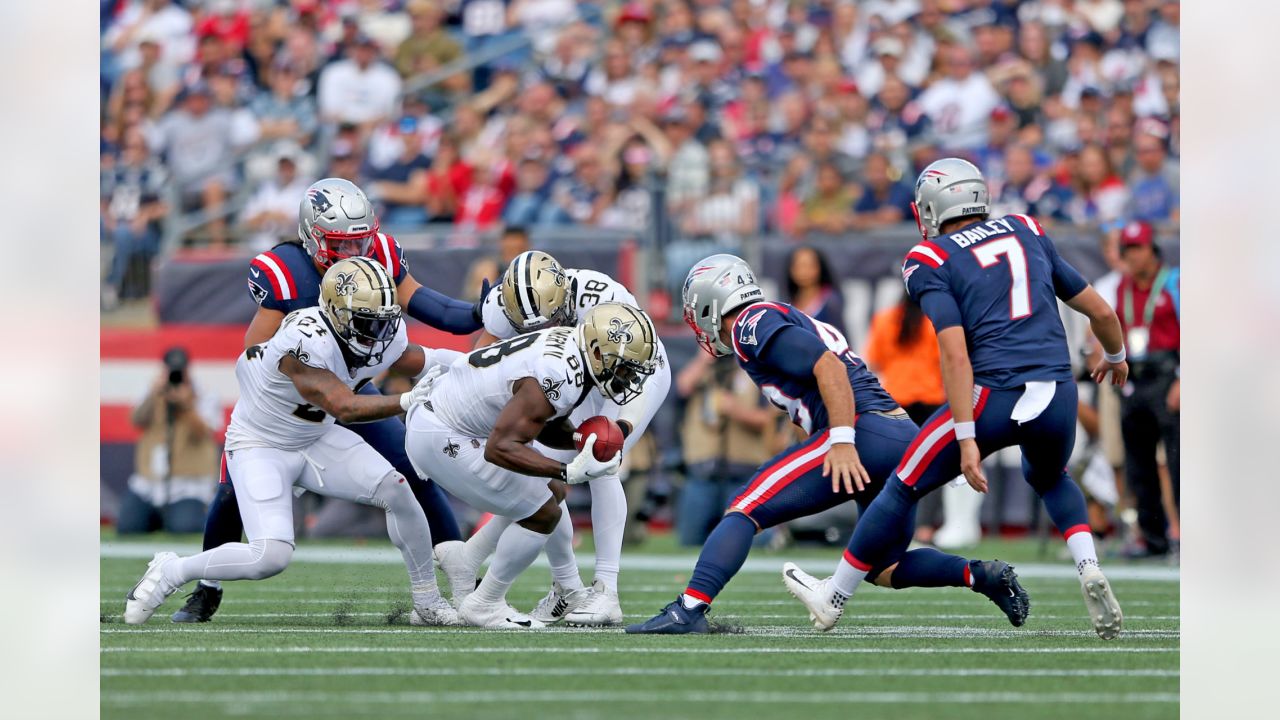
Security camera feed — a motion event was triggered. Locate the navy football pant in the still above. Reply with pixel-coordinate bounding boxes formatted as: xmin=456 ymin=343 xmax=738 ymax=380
xmin=684 ymin=412 xmax=921 ymax=603
xmin=845 ymin=381 xmax=1091 ymax=572
xmin=200 ymin=384 xmax=463 ymax=553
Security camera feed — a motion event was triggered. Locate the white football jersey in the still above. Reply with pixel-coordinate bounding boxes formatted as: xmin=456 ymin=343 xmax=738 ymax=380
xmin=225 ymin=306 xmax=409 ymax=451
xmin=430 ymin=325 xmax=591 ymax=438
xmin=480 ymin=268 xmax=638 ymax=340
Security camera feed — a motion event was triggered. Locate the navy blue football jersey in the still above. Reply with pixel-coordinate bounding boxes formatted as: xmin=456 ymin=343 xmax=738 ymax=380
xmin=247 ymin=234 xmax=409 ymax=313
xmin=902 ymin=214 xmax=1089 ymax=389
xmin=729 ymin=301 xmax=899 ymax=434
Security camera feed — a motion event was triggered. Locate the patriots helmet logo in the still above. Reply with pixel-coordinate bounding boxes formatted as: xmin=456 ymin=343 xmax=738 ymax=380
xmin=606 ymin=317 xmax=635 ymax=344
xmin=334 ymin=271 xmax=358 ymax=297
xmin=307 ymin=188 xmax=332 ymax=214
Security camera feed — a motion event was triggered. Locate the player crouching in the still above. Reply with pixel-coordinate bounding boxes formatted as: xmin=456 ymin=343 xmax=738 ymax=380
xmin=124 ymin=258 xmax=460 ymax=627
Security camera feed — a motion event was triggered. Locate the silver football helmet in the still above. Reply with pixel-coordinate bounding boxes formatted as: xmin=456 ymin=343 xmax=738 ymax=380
xmin=912 ymin=158 xmax=990 ymax=239
xmin=298 ymin=178 xmax=380 ymax=269
xmin=681 ymin=254 xmax=765 ymax=357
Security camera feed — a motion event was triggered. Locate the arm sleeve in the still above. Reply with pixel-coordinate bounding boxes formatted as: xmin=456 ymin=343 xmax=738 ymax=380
xmin=918 ymin=290 xmax=964 ymax=332
xmin=406 ymin=285 xmax=484 ymax=334
xmin=757 ymin=325 xmax=829 ymax=379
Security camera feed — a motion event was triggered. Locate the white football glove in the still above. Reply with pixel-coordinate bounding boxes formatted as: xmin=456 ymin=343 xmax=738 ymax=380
xmin=564 ymin=434 xmax=621 ymax=485
xmin=399 ymin=366 xmax=447 ymax=412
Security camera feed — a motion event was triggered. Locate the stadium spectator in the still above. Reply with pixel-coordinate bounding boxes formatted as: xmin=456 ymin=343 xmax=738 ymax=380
xmin=145 ymin=82 xmax=236 ymax=246
xmin=102 ymin=132 xmax=167 ymax=308
xmin=1112 ymin=221 xmax=1180 ymax=558
xmin=501 ymin=157 xmax=555 ymax=227
xmin=784 ymin=246 xmax=844 ymax=336
xmin=678 ymin=139 xmax=760 ymax=241
xmin=241 ymin=151 xmax=311 ymax=253
xmin=1127 ymin=127 xmax=1179 ymax=224
xmin=988 ymin=143 xmax=1070 ymax=220
xmin=545 ymin=143 xmax=609 ymax=226
xmin=117 ymin=347 xmax=223 ymax=536
xmin=1065 ymin=143 xmax=1130 ymax=226
xmin=917 ymin=44 xmax=1001 ymax=152
xmin=249 ymin=60 xmax=319 ymax=149
xmin=103 ymin=0 xmax=195 ymax=81
xmin=674 ymin=352 xmax=780 ymax=547
xmin=317 ymin=33 xmax=402 ymax=135
xmin=793 ymin=161 xmax=854 ymax=238
xmin=368 ymin=115 xmax=435 ymax=228
xmin=850 ymin=151 xmax=913 ymax=230
xmin=423 ymin=133 xmax=472 ymax=222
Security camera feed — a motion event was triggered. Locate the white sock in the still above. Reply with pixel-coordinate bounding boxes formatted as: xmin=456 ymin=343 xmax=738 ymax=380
xmin=589 ymin=475 xmax=626 ymax=592
xmin=169 ymin=539 xmax=291 ymax=585
xmin=831 ymin=552 xmax=871 ymax=599
xmin=472 ymin=523 xmax=549 ymax=605
xmin=1065 ymin=528 xmax=1100 ymax=575
xmin=680 ymin=593 xmax=707 ymax=610
xmin=463 ymin=514 xmax=511 ymax=570
xmin=545 ymin=503 xmax=585 ymax=591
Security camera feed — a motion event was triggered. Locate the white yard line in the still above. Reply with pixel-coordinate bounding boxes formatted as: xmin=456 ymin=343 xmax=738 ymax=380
xmin=101 ymin=666 xmax=1178 ymax=679
xmin=100 ymin=542 xmax=1181 ymax=582
xmin=101 ymin=645 xmax=1178 ymax=655
xmin=104 ymin=611 xmax=1178 ymax=622
xmin=100 ymin=690 xmax=1178 ymax=705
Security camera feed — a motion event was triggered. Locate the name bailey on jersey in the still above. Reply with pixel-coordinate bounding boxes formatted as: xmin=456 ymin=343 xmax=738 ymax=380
xmin=948 ymin=217 xmax=1018 ymax=248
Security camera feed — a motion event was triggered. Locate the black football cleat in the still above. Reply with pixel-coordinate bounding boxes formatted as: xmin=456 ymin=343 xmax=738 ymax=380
xmin=625 ymin=598 xmax=710 ymax=634
xmin=171 ymin=583 xmax=223 ymax=623
xmin=970 ymin=560 xmax=1030 ymax=627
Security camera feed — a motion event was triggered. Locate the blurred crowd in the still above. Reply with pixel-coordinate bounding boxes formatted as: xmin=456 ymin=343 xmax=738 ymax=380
xmin=101 ymin=0 xmax=1180 ymax=303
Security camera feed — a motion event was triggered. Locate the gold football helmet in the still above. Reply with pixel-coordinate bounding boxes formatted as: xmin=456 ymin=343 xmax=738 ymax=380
xmin=577 ymin=302 xmax=658 ymax=405
xmin=320 ymin=257 xmax=401 ymax=365
xmin=500 ymin=250 xmax=574 ymax=331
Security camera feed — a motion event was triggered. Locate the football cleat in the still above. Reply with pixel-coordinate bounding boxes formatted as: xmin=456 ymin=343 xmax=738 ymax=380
xmin=781 ymin=562 xmax=844 ymax=631
xmin=529 ymin=582 xmax=591 ymax=625
xmin=565 ymin=578 xmax=624 ymax=627
xmin=124 ymin=552 xmax=181 ymax=625
xmin=624 ymin=598 xmax=710 ymax=634
xmin=969 ymin=560 xmax=1030 ymax=627
xmin=170 ymin=583 xmax=223 ymax=623
xmin=459 ymin=594 xmax=546 ymax=629
xmin=1080 ymin=566 xmax=1123 ymax=640
xmin=433 ymin=540 xmax=479 ymax=607
xmin=411 ymin=595 xmax=465 ymax=627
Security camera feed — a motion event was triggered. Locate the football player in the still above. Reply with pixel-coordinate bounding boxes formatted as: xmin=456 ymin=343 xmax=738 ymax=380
xmin=627 ymin=254 xmax=1026 ymax=635
xmin=439 ymin=251 xmax=672 ymax=626
xmin=784 ymin=158 xmax=1128 ymax=639
xmin=172 ymin=178 xmax=485 ymax=623
xmin=404 ymin=303 xmax=660 ymax=628
xmin=125 ymin=258 xmax=460 ymax=626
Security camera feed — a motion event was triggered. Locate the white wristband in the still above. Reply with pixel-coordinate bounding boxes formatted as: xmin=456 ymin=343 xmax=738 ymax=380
xmin=828 ymin=426 xmax=855 ymax=446
xmin=1103 ymin=347 xmax=1126 ymax=364
xmin=399 ymin=392 xmax=413 ymax=412
xmin=953 ymin=421 xmax=976 ymax=441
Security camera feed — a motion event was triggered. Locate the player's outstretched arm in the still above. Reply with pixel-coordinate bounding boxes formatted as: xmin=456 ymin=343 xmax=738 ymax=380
xmin=935 ymin=326 xmax=986 ymax=493
xmin=387 ymin=344 xmax=427 ymax=379
xmin=280 ymin=354 xmax=404 ymax=424
xmin=812 ymin=351 xmax=871 ymax=494
xmin=397 ymin=274 xmax=488 ymax=335
xmin=1065 ymin=286 xmax=1130 ymax=386
xmin=245 ymin=306 xmax=286 ymax=349
xmin=486 ymin=378 xmax=574 ymax=479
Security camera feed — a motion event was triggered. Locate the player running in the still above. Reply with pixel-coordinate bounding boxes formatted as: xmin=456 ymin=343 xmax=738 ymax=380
xmin=171 ymin=178 xmax=485 ymax=623
xmin=404 ymin=303 xmax=661 ymax=628
xmin=783 ymin=158 xmax=1128 ymax=639
xmin=125 ymin=258 xmax=460 ymax=626
xmin=627 ymin=254 xmax=1026 ymax=635
xmin=440 ymin=251 xmax=672 ymax=626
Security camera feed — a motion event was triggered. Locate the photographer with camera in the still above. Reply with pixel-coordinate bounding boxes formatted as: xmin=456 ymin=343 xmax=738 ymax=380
xmin=118 ymin=347 xmax=224 ymax=535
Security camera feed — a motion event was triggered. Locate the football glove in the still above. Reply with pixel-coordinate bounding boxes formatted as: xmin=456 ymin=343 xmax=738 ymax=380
xmin=564 ymin=435 xmax=621 ymax=484
xmin=399 ymin=365 xmax=446 ymax=411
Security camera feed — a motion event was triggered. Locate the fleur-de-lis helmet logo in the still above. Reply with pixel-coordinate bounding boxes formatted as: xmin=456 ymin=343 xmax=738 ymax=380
xmin=334 ymin=271 xmax=358 ymax=297
xmin=545 ymin=263 xmax=566 ymax=287
xmin=607 ymin=317 xmax=635 ymax=344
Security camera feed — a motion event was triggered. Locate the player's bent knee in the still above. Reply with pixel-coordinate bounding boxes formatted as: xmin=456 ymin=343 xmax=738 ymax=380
xmin=517 ymin=497 xmax=561 ymax=534
xmin=248 ymin=539 xmax=294 ymax=579
xmin=369 ymin=472 xmax=411 ymax=511
xmin=722 ymin=508 xmax=762 ymax=532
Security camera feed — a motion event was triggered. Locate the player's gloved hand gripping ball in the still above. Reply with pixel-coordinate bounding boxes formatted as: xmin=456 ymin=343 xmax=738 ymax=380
xmin=565 ymin=416 xmax=624 ymax=484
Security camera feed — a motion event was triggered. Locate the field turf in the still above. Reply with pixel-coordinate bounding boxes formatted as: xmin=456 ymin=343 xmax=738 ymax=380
xmin=101 ymin=535 xmax=1178 ymax=720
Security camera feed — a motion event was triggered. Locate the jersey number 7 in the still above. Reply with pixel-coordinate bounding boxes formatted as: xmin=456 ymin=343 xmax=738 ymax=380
xmin=972 ymin=237 xmax=1031 ymax=319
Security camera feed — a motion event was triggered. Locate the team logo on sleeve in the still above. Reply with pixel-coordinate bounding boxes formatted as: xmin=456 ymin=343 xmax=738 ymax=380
xmin=737 ymin=309 xmax=766 ymax=346
xmin=606 ymin=317 xmax=635 ymax=344
xmin=334 ymin=271 xmax=358 ymax=297
xmin=248 ymin=279 xmax=269 ymax=304
xmin=286 ymin=342 xmax=311 ymax=364
xmin=541 ymin=377 xmax=566 ymax=401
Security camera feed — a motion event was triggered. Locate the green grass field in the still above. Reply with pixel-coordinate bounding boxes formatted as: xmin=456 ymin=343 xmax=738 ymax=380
xmin=101 ymin=535 xmax=1178 ymax=720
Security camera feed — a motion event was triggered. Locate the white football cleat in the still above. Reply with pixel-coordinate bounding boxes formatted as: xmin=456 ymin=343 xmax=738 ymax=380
xmin=782 ymin=562 xmax=844 ymax=631
xmin=1080 ymin=566 xmax=1123 ymax=640
xmin=410 ymin=594 xmax=464 ymax=626
xmin=433 ymin=540 xmax=478 ymax=607
xmin=564 ymin=579 xmax=623 ymax=627
xmin=529 ymin=582 xmax=593 ymax=625
xmin=124 ymin=552 xmax=181 ymax=625
xmin=459 ymin=594 xmax=546 ymax=629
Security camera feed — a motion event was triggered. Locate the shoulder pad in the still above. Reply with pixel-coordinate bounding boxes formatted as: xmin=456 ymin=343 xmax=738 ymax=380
xmin=249 ymin=251 xmax=300 ymax=302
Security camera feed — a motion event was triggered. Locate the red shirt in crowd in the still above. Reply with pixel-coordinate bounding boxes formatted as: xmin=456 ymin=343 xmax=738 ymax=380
xmin=1116 ymin=263 xmax=1181 ymax=354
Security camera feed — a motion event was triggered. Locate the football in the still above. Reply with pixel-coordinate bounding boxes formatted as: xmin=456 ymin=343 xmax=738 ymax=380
xmin=573 ymin=416 xmax=625 ymax=461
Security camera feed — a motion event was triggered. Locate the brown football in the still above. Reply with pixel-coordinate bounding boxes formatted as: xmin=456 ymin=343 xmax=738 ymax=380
xmin=573 ymin=416 xmax=625 ymax=462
